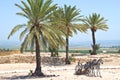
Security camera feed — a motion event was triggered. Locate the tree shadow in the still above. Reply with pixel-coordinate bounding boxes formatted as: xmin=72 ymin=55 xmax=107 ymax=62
xmin=42 ymin=57 xmax=66 ymax=67
xmin=43 ymin=62 xmax=66 ymax=67
xmin=1 ymin=74 xmax=60 ymax=80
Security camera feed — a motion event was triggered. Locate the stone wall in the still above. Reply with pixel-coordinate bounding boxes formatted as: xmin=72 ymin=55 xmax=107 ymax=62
xmin=0 ymin=54 xmax=65 ymax=64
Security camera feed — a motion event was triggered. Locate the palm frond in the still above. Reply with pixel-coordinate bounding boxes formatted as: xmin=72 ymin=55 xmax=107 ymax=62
xmin=30 ymin=37 xmax=35 ymax=53
xmin=20 ymin=34 xmax=29 ymax=53
xmin=9 ymin=0 xmax=65 ymax=53
xmin=83 ymin=13 xmax=108 ymax=31
xmin=19 ymin=28 xmax=28 ymax=40
xmin=8 ymin=24 xmax=26 ymax=39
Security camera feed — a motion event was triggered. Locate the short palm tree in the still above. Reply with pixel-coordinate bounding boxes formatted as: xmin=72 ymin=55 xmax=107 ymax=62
xmin=56 ymin=5 xmax=85 ymax=64
xmin=48 ymin=9 xmax=66 ymax=57
xmin=82 ymin=13 xmax=108 ymax=55
xmin=8 ymin=0 xmax=58 ymax=76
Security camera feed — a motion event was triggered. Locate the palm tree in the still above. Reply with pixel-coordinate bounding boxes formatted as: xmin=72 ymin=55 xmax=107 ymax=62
xmin=82 ymin=13 xmax=108 ymax=55
xmin=8 ymin=0 xmax=58 ymax=76
xmin=48 ymin=9 xmax=66 ymax=57
xmin=56 ymin=5 xmax=85 ymax=64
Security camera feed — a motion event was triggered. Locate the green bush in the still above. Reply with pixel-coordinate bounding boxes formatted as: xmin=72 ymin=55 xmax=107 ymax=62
xmin=69 ymin=56 xmax=75 ymax=62
xmin=118 ymin=49 xmax=120 ymax=54
xmin=28 ymin=70 xmax=33 ymax=76
xmin=92 ymin=44 xmax=100 ymax=51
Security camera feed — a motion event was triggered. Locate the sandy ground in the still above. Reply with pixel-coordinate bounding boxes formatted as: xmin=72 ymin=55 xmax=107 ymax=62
xmin=0 ymin=53 xmax=120 ymax=80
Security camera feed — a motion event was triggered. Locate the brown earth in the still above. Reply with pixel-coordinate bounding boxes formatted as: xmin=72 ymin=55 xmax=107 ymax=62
xmin=0 ymin=52 xmax=120 ymax=80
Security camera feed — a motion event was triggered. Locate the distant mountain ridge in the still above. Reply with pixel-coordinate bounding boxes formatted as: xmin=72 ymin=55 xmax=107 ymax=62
xmin=0 ymin=40 xmax=120 ymax=49
xmin=69 ymin=40 xmax=120 ymax=48
xmin=0 ymin=40 xmax=20 ymax=49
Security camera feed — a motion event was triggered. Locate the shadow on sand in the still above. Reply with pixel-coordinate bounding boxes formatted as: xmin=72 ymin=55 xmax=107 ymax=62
xmin=1 ymin=74 xmax=60 ymax=80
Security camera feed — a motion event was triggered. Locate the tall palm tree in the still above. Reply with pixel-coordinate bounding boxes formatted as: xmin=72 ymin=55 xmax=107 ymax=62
xmin=55 ymin=5 xmax=85 ymax=64
xmin=82 ymin=13 xmax=108 ymax=55
xmin=8 ymin=0 xmax=59 ymax=76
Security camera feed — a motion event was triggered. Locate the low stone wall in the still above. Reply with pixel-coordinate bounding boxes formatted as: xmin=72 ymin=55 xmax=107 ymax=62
xmin=0 ymin=55 xmax=35 ymax=64
xmin=0 ymin=53 xmax=114 ymax=64
xmin=0 ymin=54 xmax=65 ymax=64
xmin=0 ymin=56 xmax=11 ymax=63
xmin=0 ymin=50 xmax=20 ymax=56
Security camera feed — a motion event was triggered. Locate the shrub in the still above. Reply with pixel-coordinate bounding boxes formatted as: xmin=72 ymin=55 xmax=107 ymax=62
xmin=92 ymin=44 xmax=100 ymax=51
xmin=28 ymin=70 xmax=33 ymax=76
xmin=118 ymin=49 xmax=120 ymax=54
xmin=69 ymin=56 xmax=75 ymax=62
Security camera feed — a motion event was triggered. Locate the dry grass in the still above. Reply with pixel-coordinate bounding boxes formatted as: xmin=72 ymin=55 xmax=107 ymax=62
xmin=0 ymin=50 xmax=20 ymax=56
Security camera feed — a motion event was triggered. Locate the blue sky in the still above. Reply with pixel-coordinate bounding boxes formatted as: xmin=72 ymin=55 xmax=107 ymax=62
xmin=0 ymin=0 xmax=120 ymax=44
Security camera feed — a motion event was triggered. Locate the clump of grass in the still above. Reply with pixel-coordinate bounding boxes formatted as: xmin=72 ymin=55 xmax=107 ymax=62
xmin=69 ymin=56 xmax=75 ymax=62
xmin=0 ymin=49 xmax=20 ymax=56
xmin=28 ymin=70 xmax=33 ymax=76
xmin=118 ymin=49 xmax=120 ymax=54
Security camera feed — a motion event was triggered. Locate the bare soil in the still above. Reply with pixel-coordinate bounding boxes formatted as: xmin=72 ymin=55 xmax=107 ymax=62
xmin=0 ymin=52 xmax=120 ymax=80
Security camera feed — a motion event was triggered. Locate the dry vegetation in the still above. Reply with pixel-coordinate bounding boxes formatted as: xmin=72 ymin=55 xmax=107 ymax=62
xmin=0 ymin=50 xmax=20 ymax=56
xmin=0 ymin=52 xmax=120 ymax=66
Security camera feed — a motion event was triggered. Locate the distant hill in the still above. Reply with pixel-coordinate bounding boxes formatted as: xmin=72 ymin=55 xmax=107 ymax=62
xmin=0 ymin=40 xmax=20 ymax=50
xmin=0 ymin=40 xmax=120 ymax=50
xmin=69 ymin=40 xmax=120 ymax=48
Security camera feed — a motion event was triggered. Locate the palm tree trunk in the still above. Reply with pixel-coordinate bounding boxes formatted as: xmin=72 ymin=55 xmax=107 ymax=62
xmin=49 ymin=47 xmax=54 ymax=57
xmin=33 ymin=36 xmax=44 ymax=76
xmin=65 ymin=27 xmax=70 ymax=64
xmin=91 ymin=30 xmax=97 ymax=55
xmin=51 ymin=51 xmax=54 ymax=57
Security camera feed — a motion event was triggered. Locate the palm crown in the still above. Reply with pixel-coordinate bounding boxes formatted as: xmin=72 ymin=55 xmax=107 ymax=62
xmin=8 ymin=0 xmax=64 ymax=52
xmin=83 ymin=13 xmax=108 ymax=32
